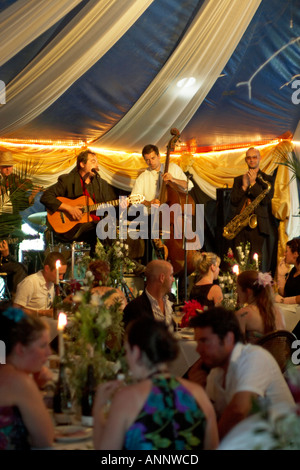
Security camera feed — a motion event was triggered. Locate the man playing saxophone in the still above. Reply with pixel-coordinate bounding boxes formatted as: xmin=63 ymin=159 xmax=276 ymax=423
xmin=227 ymin=147 xmax=276 ymax=273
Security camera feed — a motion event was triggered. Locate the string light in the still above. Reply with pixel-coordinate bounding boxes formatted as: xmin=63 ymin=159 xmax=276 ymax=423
xmin=0 ymin=138 xmax=85 ymax=150
xmin=0 ymin=138 xmax=297 ymax=158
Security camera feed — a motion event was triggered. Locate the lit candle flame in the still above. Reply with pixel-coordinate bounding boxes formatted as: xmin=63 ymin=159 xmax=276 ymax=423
xmin=57 ymin=312 xmax=67 ymax=331
xmin=253 ymin=253 xmax=259 ymax=269
xmin=55 ymin=259 xmax=61 ymax=284
xmin=232 ymin=264 xmax=239 ymax=275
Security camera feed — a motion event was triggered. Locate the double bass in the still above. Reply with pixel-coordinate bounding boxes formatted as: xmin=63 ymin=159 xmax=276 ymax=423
xmin=153 ymin=128 xmax=200 ymax=276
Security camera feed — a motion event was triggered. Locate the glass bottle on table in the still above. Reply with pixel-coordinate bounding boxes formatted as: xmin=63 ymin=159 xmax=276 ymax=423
xmin=81 ymin=363 xmax=96 ymax=427
xmin=53 ymin=284 xmax=63 ymax=320
xmin=53 ymin=360 xmax=72 ymax=424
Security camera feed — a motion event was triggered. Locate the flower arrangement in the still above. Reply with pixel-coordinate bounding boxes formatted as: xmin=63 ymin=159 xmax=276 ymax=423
xmin=220 ymin=242 xmax=259 ymax=310
xmin=224 ymin=241 xmax=258 ymax=272
xmin=77 ymin=238 xmax=136 ymax=287
xmin=180 ymin=299 xmax=204 ymax=328
xmin=64 ymin=269 xmax=125 ymax=404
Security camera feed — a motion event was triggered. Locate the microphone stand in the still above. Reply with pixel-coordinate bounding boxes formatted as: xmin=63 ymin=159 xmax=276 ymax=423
xmin=183 ymin=172 xmax=193 ymax=302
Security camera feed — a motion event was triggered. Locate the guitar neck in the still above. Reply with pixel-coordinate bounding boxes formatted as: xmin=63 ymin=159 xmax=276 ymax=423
xmin=82 ymin=199 xmax=120 ymax=213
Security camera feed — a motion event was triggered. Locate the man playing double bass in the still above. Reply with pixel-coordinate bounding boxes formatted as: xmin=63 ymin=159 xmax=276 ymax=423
xmin=130 ymin=143 xmax=194 ymax=265
xmin=131 ymin=144 xmax=193 ymax=208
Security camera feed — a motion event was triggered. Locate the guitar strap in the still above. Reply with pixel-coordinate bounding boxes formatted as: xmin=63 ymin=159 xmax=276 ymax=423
xmin=80 ymin=178 xmax=100 ymax=222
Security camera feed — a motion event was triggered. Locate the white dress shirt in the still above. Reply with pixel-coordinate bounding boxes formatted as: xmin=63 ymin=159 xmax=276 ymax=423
xmin=131 ymin=162 xmax=193 ymax=201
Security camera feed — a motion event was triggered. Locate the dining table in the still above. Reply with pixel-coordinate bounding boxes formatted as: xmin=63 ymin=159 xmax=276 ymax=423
xmin=275 ymin=303 xmax=300 ymax=332
xmin=169 ymin=328 xmax=199 ymax=377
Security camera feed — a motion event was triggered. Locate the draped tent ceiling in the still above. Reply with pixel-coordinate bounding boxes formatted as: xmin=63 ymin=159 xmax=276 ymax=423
xmin=0 ymin=0 xmax=300 ymax=252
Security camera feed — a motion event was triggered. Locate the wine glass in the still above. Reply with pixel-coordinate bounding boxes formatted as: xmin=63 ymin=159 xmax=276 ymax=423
xmin=172 ymin=307 xmax=185 ymax=332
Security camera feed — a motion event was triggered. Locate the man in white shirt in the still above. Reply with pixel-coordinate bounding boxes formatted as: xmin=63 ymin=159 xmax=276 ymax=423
xmin=131 ymin=144 xmax=194 ymax=263
xmin=190 ymin=307 xmax=295 ymax=439
xmin=13 ymin=251 xmax=67 ymax=340
xmin=131 ymin=144 xmax=193 ymax=208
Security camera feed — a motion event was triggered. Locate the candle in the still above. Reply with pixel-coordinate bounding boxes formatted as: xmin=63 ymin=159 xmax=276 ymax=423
xmin=57 ymin=312 xmax=67 ymax=360
xmin=71 ymin=243 xmax=75 ymax=280
xmin=232 ymin=264 xmax=239 ymax=275
xmin=253 ymin=253 xmax=259 ymax=269
xmin=55 ymin=259 xmax=61 ymax=285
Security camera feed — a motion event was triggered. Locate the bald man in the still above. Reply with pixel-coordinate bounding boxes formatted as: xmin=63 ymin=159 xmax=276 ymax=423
xmin=123 ymin=259 xmax=175 ymax=329
xmin=229 ymin=147 xmax=276 ymax=273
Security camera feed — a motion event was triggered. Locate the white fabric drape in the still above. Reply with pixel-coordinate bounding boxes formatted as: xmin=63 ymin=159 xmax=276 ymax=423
xmin=286 ymin=172 xmax=300 ymax=240
xmin=95 ymin=0 xmax=262 ymax=151
xmin=285 ymin=122 xmax=300 ymax=239
xmin=0 ymin=0 xmax=154 ymax=135
xmin=0 ymin=0 xmax=83 ymax=66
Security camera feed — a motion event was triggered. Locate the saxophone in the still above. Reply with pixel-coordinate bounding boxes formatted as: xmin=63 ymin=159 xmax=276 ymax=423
xmin=223 ymin=174 xmax=271 ymax=240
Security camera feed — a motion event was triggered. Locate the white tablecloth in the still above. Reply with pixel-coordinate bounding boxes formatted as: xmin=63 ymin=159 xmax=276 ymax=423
xmin=169 ymin=336 xmax=199 ymax=377
xmin=275 ymin=303 xmax=300 ymax=332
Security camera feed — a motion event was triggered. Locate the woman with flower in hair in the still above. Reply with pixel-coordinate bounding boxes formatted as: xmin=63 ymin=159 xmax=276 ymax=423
xmin=235 ymin=270 xmax=286 ymax=344
xmin=0 ymin=305 xmax=54 ymax=449
xmin=189 ymin=252 xmax=223 ymax=307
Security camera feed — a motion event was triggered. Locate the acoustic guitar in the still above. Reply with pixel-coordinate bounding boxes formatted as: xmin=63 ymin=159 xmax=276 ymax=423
xmin=47 ymin=194 xmax=145 ymax=235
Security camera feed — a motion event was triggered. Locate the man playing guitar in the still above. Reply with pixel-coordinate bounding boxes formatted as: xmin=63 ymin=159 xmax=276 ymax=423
xmin=41 ymin=149 xmax=120 ymax=253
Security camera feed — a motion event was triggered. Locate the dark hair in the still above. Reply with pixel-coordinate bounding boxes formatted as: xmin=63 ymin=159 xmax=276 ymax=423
xmin=0 ymin=305 xmax=48 ymax=356
xmin=142 ymin=144 xmax=159 ymax=158
xmin=126 ymin=317 xmax=178 ymax=366
xmin=76 ymin=149 xmax=96 ymax=170
xmin=88 ymin=259 xmax=110 ymax=286
xmin=287 ymin=238 xmax=300 ymax=264
xmin=189 ymin=307 xmax=243 ymax=343
xmin=43 ymin=251 xmax=67 ymax=270
xmin=237 ymin=270 xmax=275 ymax=333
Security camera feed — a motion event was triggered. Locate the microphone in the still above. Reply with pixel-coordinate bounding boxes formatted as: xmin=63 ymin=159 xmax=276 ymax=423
xmin=91 ymin=168 xmax=99 ymax=177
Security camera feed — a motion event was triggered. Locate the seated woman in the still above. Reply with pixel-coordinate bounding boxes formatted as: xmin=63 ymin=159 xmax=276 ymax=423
xmin=235 ymin=270 xmax=286 ymax=344
xmin=88 ymin=259 xmax=127 ymax=310
xmin=275 ymin=237 xmax=300 ymax=304
xmin=0 ymin=306 xmax=54 ymax=449
xmin=189 ymin=252 xmax=223 ymax=307
xmin=92 ymin=317 xmax=219 ymax=450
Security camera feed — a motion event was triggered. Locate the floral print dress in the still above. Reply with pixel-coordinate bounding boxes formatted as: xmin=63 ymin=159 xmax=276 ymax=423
xmin=123 ymin=375 xmax=206 ymax=450
xmin=0 ymin=406 xmax=30 ymax=450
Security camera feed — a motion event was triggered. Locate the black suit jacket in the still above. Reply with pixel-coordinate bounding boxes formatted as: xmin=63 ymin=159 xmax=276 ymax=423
xmin=40 ymin=167 xmax=117 ymax=213
xmin=123 ymin=291 xmax=176 ymax=330
xmin=123 ymin=291 xmax=155 ymax=329
xmin=230 ymin=169 xmax=274 ymax=235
